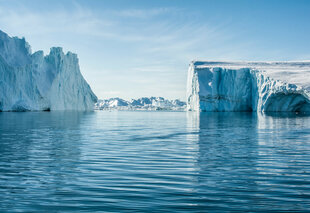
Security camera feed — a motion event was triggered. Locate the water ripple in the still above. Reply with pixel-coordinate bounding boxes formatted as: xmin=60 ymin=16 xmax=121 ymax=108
xmin=0 ymin=111 xmax=310 ymax=212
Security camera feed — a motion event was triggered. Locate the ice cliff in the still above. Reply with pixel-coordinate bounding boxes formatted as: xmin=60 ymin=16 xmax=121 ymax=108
xmin=187 ymin=61 xmax=310 ymax=113
xmin=0 ymin=30 xmax=97 ymax=111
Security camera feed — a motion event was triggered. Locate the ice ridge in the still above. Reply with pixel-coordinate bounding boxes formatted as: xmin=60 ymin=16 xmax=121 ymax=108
xmin=0 ymin=30 xmax=97 ymax=111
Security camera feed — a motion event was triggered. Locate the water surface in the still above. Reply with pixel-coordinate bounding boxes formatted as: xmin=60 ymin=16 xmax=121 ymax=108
xmin=0 ymin=111 xmax=310 ymax=212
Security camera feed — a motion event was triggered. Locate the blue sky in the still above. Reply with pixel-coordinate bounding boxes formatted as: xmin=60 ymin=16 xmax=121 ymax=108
xmin=0 ymin=0 xmax=310 ymax=100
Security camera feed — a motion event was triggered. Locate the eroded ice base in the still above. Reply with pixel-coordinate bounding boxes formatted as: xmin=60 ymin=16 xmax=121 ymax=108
xmin=187 ymin=61 xmax=310 ymax=113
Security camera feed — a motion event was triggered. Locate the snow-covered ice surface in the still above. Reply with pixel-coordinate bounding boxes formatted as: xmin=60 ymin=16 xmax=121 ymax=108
xmin=0 ymin=30 xmax=97 ymax=111
xmin=95 ymin=97 xmax=186 ymax=111
xmin=187 ymin=61 xmax=310 ymax=113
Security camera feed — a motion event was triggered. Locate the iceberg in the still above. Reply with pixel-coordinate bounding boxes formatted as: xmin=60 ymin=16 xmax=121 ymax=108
xmin=0 ymin=30 xmax=97 ymax=111
xmin=95 ymin=97 xmax=186 ymax=111
xmin=187 ymin=61 xmax=310 ymax=113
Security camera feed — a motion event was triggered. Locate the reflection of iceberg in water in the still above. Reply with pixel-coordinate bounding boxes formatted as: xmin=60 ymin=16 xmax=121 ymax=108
xmin=186 ymin=112 xmax=261 ymax=203
xmin=0 ymin=111 xmax=86 ymax=130
xmin=186 ymin=112 xmax=310 ymax=210
xmin=187 ymin=111 xmax=259 ymax=171
xmin=256 ymin=113 xmax=310 ymax=176
xmin=0 ymin=112 xmax=89 ymax=202
xmin=0 ymin=111 xmax=89 ymax=165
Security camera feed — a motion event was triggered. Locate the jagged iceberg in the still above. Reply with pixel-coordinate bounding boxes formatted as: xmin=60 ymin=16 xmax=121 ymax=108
xmin=0 ymin=30 xmax=97 ymax=111
xmin=187 ymin=61 xmax=310 ymax=113
xmin=95 ymin=97 xmax=186 ymax=111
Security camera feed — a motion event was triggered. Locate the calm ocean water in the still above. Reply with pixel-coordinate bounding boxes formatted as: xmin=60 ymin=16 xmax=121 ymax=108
xmin=0 ymin=111 xmax=310 ymax=212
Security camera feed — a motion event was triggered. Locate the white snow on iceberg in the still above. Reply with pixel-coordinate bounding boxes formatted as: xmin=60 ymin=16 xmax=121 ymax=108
xmin=95 ymin=97 xmax=186 ymax=111
xmin=187 ymin=61 xmax=310 ymax=113
xmin=0 ymin=30 xmax=97 ymax=111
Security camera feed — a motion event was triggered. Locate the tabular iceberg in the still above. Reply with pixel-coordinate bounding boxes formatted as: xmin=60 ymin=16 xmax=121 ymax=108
xmin=187 ymin=61 xmax=310 ymax=113
xmin=0 ymin=30 xmax=97 ymax=111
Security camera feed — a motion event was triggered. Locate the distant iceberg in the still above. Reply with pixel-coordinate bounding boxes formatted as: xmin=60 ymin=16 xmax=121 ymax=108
xmin=187 ymin=61 xmax=310 ymax=113
xmin=0 ymin=30 xmax=97 ymax=111
xmin=95 ymin=97 xmax=186 ymax=111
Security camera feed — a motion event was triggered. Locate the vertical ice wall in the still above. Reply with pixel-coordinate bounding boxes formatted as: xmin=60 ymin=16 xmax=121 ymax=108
xmin=0 ymin=30 xmax=97 ymax=111
xmin=187 ymin=61 xmax=310 ymax=112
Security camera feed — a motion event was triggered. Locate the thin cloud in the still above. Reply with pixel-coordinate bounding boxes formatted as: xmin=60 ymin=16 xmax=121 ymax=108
xmin=0 ymin=1 xmax=247 ymax=100
xmin=109 ymin=7 xmax=179 ymax=18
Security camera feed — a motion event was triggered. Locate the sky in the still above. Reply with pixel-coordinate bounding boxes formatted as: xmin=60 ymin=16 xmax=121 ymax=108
xmin=0 ymin=0 xmax=310 ymax=100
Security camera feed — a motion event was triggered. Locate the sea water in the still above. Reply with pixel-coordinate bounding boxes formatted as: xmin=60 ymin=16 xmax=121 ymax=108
xmin=0 ymin=111 xmax=310 ymax=212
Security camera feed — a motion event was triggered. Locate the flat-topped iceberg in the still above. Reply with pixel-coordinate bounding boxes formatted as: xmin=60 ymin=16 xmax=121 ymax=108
xmin=187 ymin=61 xmax=310 ymax=113
xmin=0 ymin=30 xmax=97 ymax=111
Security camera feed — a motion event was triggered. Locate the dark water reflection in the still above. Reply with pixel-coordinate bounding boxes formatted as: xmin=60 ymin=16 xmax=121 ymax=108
xmin=0 ymin=111 xmax=310 ymax=212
